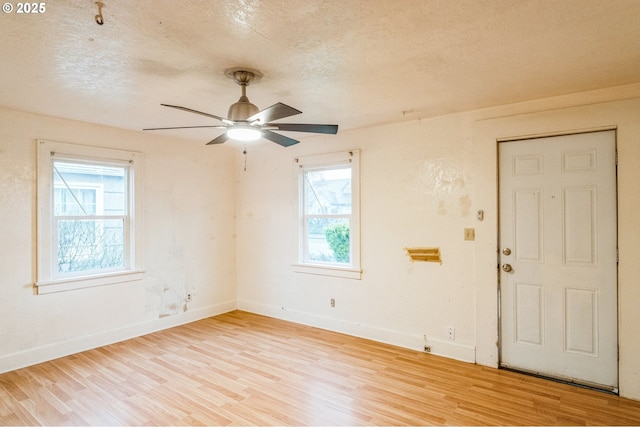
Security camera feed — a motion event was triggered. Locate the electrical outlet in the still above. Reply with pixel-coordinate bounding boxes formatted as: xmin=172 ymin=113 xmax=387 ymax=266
xmin=186 ymin=293 xmax=192 ymax=302
xmin=447 ymin=326 xmax=455 ymax=340
xmin=330 ymin=298 xmax=335 ymax=308
xmin=423 ymin=345 xmax=431 ymax=353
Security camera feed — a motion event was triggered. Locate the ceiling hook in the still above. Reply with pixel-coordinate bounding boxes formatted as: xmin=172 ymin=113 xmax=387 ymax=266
xmin=95 ymin=1 xmax=105 ymax=25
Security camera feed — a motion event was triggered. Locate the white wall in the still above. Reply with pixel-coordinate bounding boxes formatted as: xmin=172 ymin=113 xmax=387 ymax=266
xmin=236 ymin=84 xmax=640 ymax=400
xmin=236 ymin=115 xmax=478 ymax=360
xmin=0 ymin=108 xmax=237 ymax=372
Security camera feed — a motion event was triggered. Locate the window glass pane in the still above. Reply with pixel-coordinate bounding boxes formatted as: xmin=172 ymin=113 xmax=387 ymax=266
xmin=54 ymin=188 xmax=97 ymax=215
xmin=53 ymin=161 xmax=127 ymax=216
xmin=306 ymin=217 xmax=350 ymax=264
xmin=304 ymin=167 xmax=352 ymax=215
xmin=57 ymin=218 xmax=124 ymax=273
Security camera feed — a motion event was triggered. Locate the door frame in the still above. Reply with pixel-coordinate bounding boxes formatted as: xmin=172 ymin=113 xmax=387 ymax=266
xmin=495 ymin=129 xmax=619 ymax=392
xmin=470 ymin=94 xmax=640 ymax=401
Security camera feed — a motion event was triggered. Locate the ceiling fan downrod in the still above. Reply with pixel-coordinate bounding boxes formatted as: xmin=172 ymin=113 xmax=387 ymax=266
xmin=228 ymin=70 xmax=259 ymax=121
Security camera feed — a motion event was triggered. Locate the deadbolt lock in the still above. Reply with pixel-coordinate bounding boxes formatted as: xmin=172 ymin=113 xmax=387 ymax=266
xmin=502 ymin=248 xmax=511 ymax=256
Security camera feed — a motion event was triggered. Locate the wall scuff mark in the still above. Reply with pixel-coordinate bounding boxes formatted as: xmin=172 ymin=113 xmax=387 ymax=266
xmin=159 ymin=285 xmax=188 ymax=318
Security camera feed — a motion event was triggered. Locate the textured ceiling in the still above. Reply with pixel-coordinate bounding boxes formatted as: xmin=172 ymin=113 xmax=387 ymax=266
xmin=1 ymin=0 xmax=640 ymax=144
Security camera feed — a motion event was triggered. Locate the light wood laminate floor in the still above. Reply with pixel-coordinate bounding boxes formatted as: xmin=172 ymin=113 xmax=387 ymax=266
xmin=1 ymin=310 xmax=640 ymax=425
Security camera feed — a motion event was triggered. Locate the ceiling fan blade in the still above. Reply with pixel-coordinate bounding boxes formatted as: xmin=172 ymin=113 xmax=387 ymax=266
xmin=143 ymin=125 xmax=226 ymax=131
xmin=206 ymin=133 xmax=230 ymax=145
xmin=161 ymin=104 xmax=228 ymax=122
xmin=248 ymin=102 xmax=302 ymax=124
xmin=262 ymin=130 xmax=299 ymax=147
xmin=267 ymin=123 xmax=338 ymax=134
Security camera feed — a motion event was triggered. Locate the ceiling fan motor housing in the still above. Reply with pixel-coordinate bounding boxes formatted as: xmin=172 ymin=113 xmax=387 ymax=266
xmin=227 ymin=97 xmax=259 ymax=121
xmin=227 ymin=70 xmax=259 ymax=121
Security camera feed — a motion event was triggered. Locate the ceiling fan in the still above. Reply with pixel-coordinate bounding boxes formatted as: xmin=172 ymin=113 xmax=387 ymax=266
xmin=144 ymin=69 xmax=338 ymax=147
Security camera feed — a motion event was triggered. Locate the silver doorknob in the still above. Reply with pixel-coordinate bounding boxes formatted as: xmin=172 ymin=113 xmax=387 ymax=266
xmin=502 ymin=263 xmax=513 ymax=272
xmin=502 ymin=248 xmax=511 ymax=256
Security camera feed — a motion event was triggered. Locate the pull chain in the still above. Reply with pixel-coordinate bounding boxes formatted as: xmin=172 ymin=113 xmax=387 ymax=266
xmin=243 ymin=148 xmax=247 ymax=171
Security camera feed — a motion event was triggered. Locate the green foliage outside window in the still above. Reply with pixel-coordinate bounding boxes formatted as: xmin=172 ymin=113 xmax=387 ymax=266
xmin=324 ymin=223 xmax=350 ymax=263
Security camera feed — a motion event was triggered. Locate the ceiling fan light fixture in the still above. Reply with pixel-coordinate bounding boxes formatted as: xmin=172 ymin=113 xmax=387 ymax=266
xmin=227 ymin=126 xmax=262 ymax=141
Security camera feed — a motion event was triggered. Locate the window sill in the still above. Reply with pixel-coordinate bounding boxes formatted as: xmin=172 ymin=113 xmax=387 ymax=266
xmin=35 ymin=270 xmax=145 ymax=295
xmin=293 ymin=264 xmax=362 ymax=280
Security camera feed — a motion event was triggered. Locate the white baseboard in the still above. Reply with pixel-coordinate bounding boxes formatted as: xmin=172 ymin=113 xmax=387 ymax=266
xmin=2 ymin=299 xmax=476 ymax=374
xmin=0 ymin=300 xmax=236 ymax=374
xmin=237 ymin=299 xmax=476 ymax=363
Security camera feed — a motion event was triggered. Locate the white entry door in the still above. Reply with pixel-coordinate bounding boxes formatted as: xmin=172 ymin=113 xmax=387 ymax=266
xmin=498 ymin=130 xmax=618 ymax=390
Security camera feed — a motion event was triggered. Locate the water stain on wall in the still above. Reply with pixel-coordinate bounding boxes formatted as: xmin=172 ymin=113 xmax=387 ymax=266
xmin=437 ymin=200 xmax=447 ymax=215
xmin=458 ymin=195 xmax=471 ymax=217
xmin=417 ymin=159 xmax=472 ymax=218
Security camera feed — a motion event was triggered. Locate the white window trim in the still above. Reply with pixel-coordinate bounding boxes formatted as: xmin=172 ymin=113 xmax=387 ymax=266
xmin=36 ymin=140 xmax=144 ymax=294
xmin=294 ymin=150 xmax=361 ymax=280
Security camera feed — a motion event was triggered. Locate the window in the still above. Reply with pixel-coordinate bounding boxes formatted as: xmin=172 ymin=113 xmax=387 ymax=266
xmin=54 ymin=161 xmax=126 ymax=274
xmin=295 ymin=150 xmax=361 ymax=279
xmin=37 ymin=140 xmax=144 ymax=294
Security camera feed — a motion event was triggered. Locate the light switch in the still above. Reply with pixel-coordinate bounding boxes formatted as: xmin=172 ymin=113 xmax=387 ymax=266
xmin=464 ymin=228 xmax=475 ymax=241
